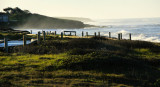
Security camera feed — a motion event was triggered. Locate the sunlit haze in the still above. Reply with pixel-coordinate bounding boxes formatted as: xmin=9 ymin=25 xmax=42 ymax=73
xmin=0 ymin=0 xmax=160 ymax=19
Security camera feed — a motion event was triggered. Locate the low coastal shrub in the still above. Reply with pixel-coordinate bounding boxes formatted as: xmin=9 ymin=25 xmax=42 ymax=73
xmin=14 ymin=45 xmax=58 ymax=54
xmin=68 ymin=38 xmax=104 ymax=49
xmin=12 ymin=38 xmax=160 ymax=54
xmin=106 ymin=40 xmax=156 ymax=49
xmin=0 ymin=79 xmax=13 ymax=87
xmin=67 ymin=48 xmax=94 ymax=55
xmin=13 ymin=39 xmax=105 ymax=54
xmin=154 ymin=79 xmax=160 ymax=87
xmin=91 ymin=36 xmax=108 ymax=40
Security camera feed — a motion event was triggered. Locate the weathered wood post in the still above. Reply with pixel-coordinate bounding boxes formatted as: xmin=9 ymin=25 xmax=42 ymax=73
xmin=120 ymin=33 xmax=122 ymax=40
xmin=94 ymin=32 xmax=96 ymax=37
xmin=98 ymin=32 xmax=100 ymax=37
xmin=118 ymin=33 xmax=120 ymax=40
xmin=43 ymin=31 xmax=46 ymax=41
xmin=109 ymin=32 xmax=111 ymax=38
xmin=82 ymin=31 xmax=84 ymax=37
xmin=54 ymin=31 xmax=56 ymax=36
xmin=4 ymin=37 xmax=8 ymax=53
xmin=61 ymin=32 xmax=63 ymax=40
xmin=86 ymin=32 xmax=88 ymax=37
xmin=75 ymin=32 xmax=76 ymax=36
xmin=37 ymin=31 xmax=40 ymax=44
xmin=30 ymin=30 xmax=32 ymax=34
xmin=63 ymin=32 xmax=66 ymax=35
xmin=49 ymin=31 xmax=51 ymax=35
xmin=129 ymin=33 xmax=131 ymax=40
xmin=47 ymin=31 xmax=49 ymax=35
xmin=23 ymin=35 xmax=26 ymax=47
xmin=70 ymin=32 xmax=71 ymax=36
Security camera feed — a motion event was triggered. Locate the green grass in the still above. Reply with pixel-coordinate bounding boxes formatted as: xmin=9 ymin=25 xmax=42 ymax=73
xmin=1 ymin=38 xmax=160 ymax=87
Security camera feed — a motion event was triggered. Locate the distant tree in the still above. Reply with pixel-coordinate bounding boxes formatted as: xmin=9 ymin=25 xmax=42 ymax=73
xmin=3 ymin=7 xmax=13 ymax=14
xmin=14 ymin=7 xmax=24 ymax=14
xmin=3 ymin=7 xmax=30 ymax=15
xmin=23 ymin=10 xmax=30 ymax=14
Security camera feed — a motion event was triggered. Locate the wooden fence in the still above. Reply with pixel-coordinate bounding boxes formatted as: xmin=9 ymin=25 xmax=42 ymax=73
xmin=2 ymin=30 xmax=132 ymax=53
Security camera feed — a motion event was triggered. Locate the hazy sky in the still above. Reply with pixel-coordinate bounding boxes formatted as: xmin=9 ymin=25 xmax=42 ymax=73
xmin=0 ymin=0 xmax=160 ymax=19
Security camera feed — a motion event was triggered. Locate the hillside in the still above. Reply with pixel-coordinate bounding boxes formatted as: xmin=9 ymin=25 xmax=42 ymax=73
xmin=3 ymin=7 xmax=86 ymax=29
xmin=1 ymin=35 xmax=160 ymax=86
xmin=56 ymin=17 xmax=94 ymax=22
xmin=11 ymin=14 xmax=85 ymax=29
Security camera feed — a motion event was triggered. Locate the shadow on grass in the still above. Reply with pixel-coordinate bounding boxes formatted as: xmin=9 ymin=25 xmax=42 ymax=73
xmin=45 ymin=51 xmax=160 ymax=86
xmin=0 ymin=79 xmax=13 ymax=87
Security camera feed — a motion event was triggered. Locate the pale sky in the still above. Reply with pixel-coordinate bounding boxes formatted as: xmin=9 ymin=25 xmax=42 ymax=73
xmin=0 ymin=0 xmax=160 ymax=19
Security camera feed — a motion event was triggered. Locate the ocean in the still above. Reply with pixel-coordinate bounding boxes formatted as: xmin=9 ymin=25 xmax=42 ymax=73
xmin=19 ymin=17 xmax=160 ymax=42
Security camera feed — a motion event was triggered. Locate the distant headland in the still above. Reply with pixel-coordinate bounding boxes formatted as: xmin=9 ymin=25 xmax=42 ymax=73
xmin=0 ymin=7 xmax=97 ymax=29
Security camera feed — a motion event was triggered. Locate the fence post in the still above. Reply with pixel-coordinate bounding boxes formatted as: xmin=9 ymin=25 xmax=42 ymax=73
xmin=54 ymin=31 xmax=56 ymax=36
xmin=109 ymin=32 xmax=111 ymax=38
xmin=120 ymin=33 xmax=122 ymax=40
xmin=98 ymin=32 xmax=100 ymax=37
xmin=43 ymin=31 xmax=46 ymax=41
xmin=86 ymin=32 xmax=88 ymax=37
xmin=49 ymin=31 xmax=51 ymax=35
xmin=118 ymin=33 xmax=120 ymax=40
xmin=94 ymin=32 xmax=96 ymax=37
xmin=37 ymin=31 xmax=40 ymax=44
xmin=63 ymin=31 xmax=66 ymax=35
xmin=82 ymin=31 xmax=84 ymax=37
xmin=4 ymin=37 xmax=8 ymax=53
xmin=30 ymin=30 xmax=32 ymax=34
xmin=129 ymin=33 xmax=131 ymax=40
xmin=47 ymin=31 xmax=49 ymax=35
xmin=75 ymin=32 xmax=76 ymax=36
xmin=61 ymin=32 xmax=63 ymax=40
xmin=23 ymin=35 xmax=26 ymax=47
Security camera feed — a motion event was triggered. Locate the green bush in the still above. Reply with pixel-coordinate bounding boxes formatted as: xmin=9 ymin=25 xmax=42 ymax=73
xmin=67 ymin=48 xmax=94 ymax=55
xmin=0 ymin=79 xmax=13 ymax=87
xmin=154 ymin=79 xmax=160 ymax=87
xmin=12 ymin=38 xmax=160 ymax=55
